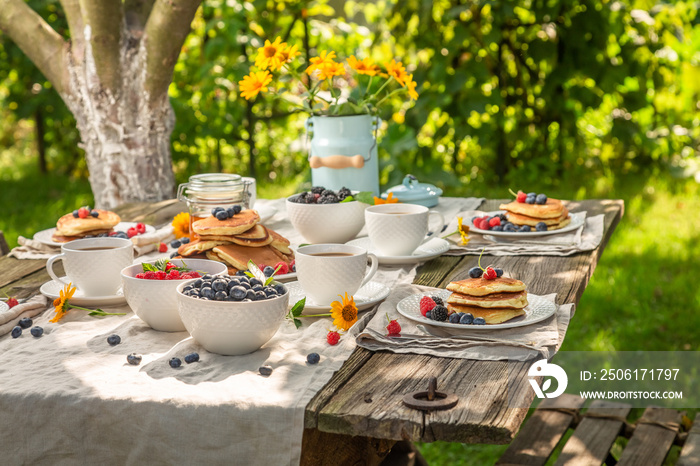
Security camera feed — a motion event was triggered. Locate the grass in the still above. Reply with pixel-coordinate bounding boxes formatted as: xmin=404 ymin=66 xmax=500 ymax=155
xmin=3 ymin=150 xmax=698 ymax=465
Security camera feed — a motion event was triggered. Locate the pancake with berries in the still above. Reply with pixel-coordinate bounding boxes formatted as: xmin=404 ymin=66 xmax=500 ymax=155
xmin=446 ymin=303 xmax=526 ymax=324
xmin=192 ymin=209 xmax=260 ymax=237
xmin=447 ymin=290 xmax=528 ymax=309
xmin=210 ymin=243 xmax=288 ymax=271
xmin=53 ymin=208 xmax=121 ymax=241
xmin=446 ymin=276 xmax=526 ymax=297
xmin=499 ymin=197 xmax=565 ymax=219
xmin=178 ymin=238 xmax=231 ymax=257
xmin=505 ymin=207 xmax=570 ymax=227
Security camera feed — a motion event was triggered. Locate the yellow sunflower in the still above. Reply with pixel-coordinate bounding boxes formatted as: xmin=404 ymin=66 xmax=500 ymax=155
xmin=254 ymin=37 xmax=287 ymax=71
xmin=279 ymin=44 xmax=300 ymax=63
xmin=316 ymin=61 xmax=345 ymax=80
xmin=330 ymin=292 xmax=358 ymax=331
xmin=50 ymin=283 xmax=76 ymax=323
xmin=405 ymin=74 xmax=419 ymax=100
xmin=385 ymin=59 xmax=408 ymax=86
xmin=172 ymin=212 xmax=190 ymax=239
xmin=347 ymin=55 xmax=379 ymax=76
xmin=239 ymin=70 xmax=273 ymax=100
xmin=306 ymin=50 xmax=337 ymax=76
xmin=373 ymin=192 xmax=400 ymax=205
xmin=457 ymin=217 xmax=470 ymax=245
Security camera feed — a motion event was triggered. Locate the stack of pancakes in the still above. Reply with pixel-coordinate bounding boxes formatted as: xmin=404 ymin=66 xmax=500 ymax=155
xmin=445 ymin=276 xmax=528 ymax=324
xmin=176 ymin=209 xmax=294 ymax=274
xmin=498 ymin=198 xmax=570 ymax=230
xmin=52 ymin=210 xmax=121 ymax=243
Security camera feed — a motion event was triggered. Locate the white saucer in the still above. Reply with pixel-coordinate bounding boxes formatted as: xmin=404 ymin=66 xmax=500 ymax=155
xmin=345 ymin=237 xmax=450 ymax=265
xmin=40 ymin=278 xmax=127 ymax=307
xmin=286 ymin=280 xmax=390 ymax=315
xmin=254 ymin=205 xmax=277 ymax=223
xmin=33 ymin=222 xmax=156 ymax=247
xmin=469 ymin=211 xmax=586 ymax=237
xmin=397 ymin=290 xmax=558 ymax=330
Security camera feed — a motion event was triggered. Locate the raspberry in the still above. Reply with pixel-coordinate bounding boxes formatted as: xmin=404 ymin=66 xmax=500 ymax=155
xmin=290 ymin=260 xmax=296 ymax=272
xmin=327 ymin=330 xmax=340 ymax=346
xmin=489 ymin=217 xmax=501 ymax=227
xmin=165 ymin=262 xmax=177 ymax=271
xmin=386 ymin=319 xmax=401 ymax=336
xmin=180 ymin=273 xmax=193 ymax=279
xmin=7 ymin=297 xmax=18 ymax=308
xmin=189 ymin=271 xmax=201 ymax=278
xmin=127 ymin=227 xmax=138 ymax=238
xmin=166 ymin=270 xmax=180 ymax=280
xmin=477 ymin=219 xmax=490 ymax=230
xmin=143 ymin=271 xmax=156 ymax=280
xmin=109 ymin=231 xmax=118 ymax=236
xmin=274 ymin=261 xmax=289 ymax=275
xmin=158 ymin=242 xmax=167 ymax=253
xmin=155 ymin=271 xmax=167 ymax=280
xmin=136 ymin=223 xmax=146 ymax=234
xmin=78 ymin=207 xmax=90 ymax=219
xmin=419 ymin=296 xmax=436 ymax=317
xmin=135 ymin=273 xmax=146 ymax=279
xmin=258 ymin=264 xmax=266 ymax=272
xmin=516 ymin=190 xmax=527 ymax=203
xmin=483 ymin=266 xmax=497 ymax=280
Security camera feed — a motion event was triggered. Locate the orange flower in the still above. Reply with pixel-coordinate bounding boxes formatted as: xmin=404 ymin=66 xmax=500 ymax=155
xmin=254 ymin=37 xmax=287 ymax=71
xmin=405 ymin=74 xmax=418 ymax=100
xmin=316 ymin=61 xmax=345 ymax=80
xmin=50 ymin=283 xmax=76 ymax=323
xmin=239 ymin=70 xmax=273 ymax=100
xmin=385 ymin=59 xmax=408 ymax=86
xmin=347 ymin=55 xmax=379 ymax=76
xmin=171 ymin=212 xmax=190 ymax=239
xmin=373 ymin=192 xmax=400 ymax=205
xmin=330 ymin=292 xmax=358 ymax=331
xmin=306 ymin=51 xmax=337 ymax=76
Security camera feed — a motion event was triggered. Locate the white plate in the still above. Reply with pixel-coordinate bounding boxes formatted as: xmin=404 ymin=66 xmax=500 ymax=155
xmin=254 ymin=205 xmax=277 ymax=223
xmin=40 ymin=278 xmax=127 ymax=307
xmin=345 ymin=237 xmax=450 ymax=265
xmin=33 ymin=222 xmax=156 ymax=247
xmin=397 ymin=290 xmax=557 ymax=330
xmin=470 ymin=211 xmax=586 ymax=238
xmin=0 ymin=301 xmax=8 ymax=313
xmin=286 ymin=280 xmax=391 ymax=315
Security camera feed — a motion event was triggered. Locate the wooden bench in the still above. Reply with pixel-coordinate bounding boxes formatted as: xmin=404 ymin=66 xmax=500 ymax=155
xmin=497 ymin=395 xmax=698 ymax=465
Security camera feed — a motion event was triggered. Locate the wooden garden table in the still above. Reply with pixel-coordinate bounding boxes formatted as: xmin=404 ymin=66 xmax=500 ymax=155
xmin=0 ymin=198 xmax=623 ymax=465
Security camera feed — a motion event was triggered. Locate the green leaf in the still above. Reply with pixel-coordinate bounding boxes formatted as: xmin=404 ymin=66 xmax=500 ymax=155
xmin=142 ymin=263 xmax=158 ymax=272
xmin=247 ymin=260 xmax=266 ymax=283
xmin=291 ymin=297 xmax=306 ymax=317
xmin=278 ymin=73 xmax=292 ymax=83
xmin=155 ymin=258 xmax=168 ymax=271
xmin=293 ymin=318 xmax=302 ymax=329
xmin=339 ymin=195 xmax=355 ymax=203
xmin=355 ymin=191 xmax=375 ymax=205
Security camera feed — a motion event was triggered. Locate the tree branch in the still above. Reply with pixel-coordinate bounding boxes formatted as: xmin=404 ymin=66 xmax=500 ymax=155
xmin=79 ymin=0 xmax=123 ymax=91
xmin=0 ymin=0 xmax=69 ymax=94
xmin=59 ymin=0 xmax=84 ymax=47
xmin=144 ymin=0 xmax=202 ymax=103
xmin=124 ymin=0 xmax=156 ymax=32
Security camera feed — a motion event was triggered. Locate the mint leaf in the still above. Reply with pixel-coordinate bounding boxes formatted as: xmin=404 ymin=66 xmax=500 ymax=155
xmin=264 ymin=264 xmax=284 ymax=286
xmin=355 ymin=191 xmax=375 ymax=205
xmin=155 ymin=258 xmax=168 ymax=271
xmin=339 ymin=195 xmax=355 ymax=203
xmin=291 ymin=297 xmax=306 ymax=317
xmin=142 ymin=263 xmax=158 ymax=272
xmin=248 ymin=260 xmax=266 ymax=284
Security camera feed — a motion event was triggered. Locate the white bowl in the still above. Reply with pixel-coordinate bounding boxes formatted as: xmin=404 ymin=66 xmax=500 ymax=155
xmin=286 ymin=194 xmax=367 ymax=244
xmin=121 ymin=259 xmax=228 ymax=332
xmin=175 ymin=281 xmax=289 ymax=356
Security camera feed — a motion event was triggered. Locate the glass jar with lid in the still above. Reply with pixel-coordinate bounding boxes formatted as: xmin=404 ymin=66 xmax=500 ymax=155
xmin=177 ymin=173 xmax=253 ymax=240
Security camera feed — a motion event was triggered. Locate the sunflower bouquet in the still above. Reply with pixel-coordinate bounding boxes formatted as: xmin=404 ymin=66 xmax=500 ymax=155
xmin=238 ymin=37 xmax=418 ymax=115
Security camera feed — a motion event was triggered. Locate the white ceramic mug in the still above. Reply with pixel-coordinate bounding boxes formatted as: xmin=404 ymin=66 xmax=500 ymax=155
xmin=295 ymin=244 xmax=378 ymax=306
xmin=365 ymin=204 xmax=445 ymax=256
xmin=46 ymin=238 xmax=134 ymax=296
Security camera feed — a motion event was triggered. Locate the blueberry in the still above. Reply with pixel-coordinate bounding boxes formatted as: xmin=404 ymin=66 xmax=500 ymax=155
xmin=306 ymin=353 xmax=320 ymax=364
xmin=291 ymin=263 xmax=296 ymax=272
xmin=212 ymin=279 xmax=227 ymax=292
xmin=259 ymin=365 xmax=273 ymax=376
xmin=211 ymin=207 xmax=224 ymax=216
xmin=193 ymin=278 xmax=203 ymax=287
xmin=233 ymin=205 xmax=242 ymax=214
xmin=18 ymin=317 xmax=32 ymax=329
xmin=425 ymin=311 xmax=432 ymax=320
xmin=239 ymin=281 xmax=251 ymax=290
xmin=98 ymin=233 xmax=108 ymax=237
xmin=11 ymin=326 xmax=22 ymax=338
xmin=468 ymin=267 xmax=483 ymax=278
xmin=230 ymin=286 xmax=247 ymax=300
xmin=215 ymin=291 xmax=228 ymax=301
xmin=491 ymin=225 xmax=503 ymax=231
xmin=252 ymin=284 xmax=263 ymax=292
xmin=263 ymin=286 xmax=277 ymax=297
xmin=274 ymin=284 xmax=287 ymax=296
xmin=115 ymin=232 xmax=129 ymax=239
xmin=255 ymin=291 xmax=266 ymax=301
xmin=90 ymin=210 xmax=99 ymax=217
xmin=527 ymin=192 xmax=536 ymax=197
xmin=519 ymin=225 xmax=531 ymax=232
xmin=525 ymin=195 xmax=536 ymax=204
xmin=535 ymin=194 xmax=547 ymax=205
xmin=249 ymin=278 xmax=262 ymax=287
xmin=263 ymin=266 xmax=275 ymax=277
xmin=127 ymin=353 xmax=142 ymax=365
xmin=449 ymin=313 xmax=461 ymax=324
xmin=495 ymin=268 xmax=504 ymax=277
xmin=170 ymin=252 xmax=179 ymax=258
xmin=235 ymin=270 xmax=247 ymax=276
xmin=504 ymin=223 xmax=518 ymax=232
xmin=535 ymin=222 xmax=548 ymax=232
xmin=180 ymin=237 xmax=190 ymax=244
xmin=200 ymin=287 xmax=214 ymax=299
xmin=107 ymin=334 xmax=121 ymax=346
xmin=169 ymin=357 xmax=182 ymax=368
xmin=473 ymin=317 xmax=486 ymax=325
xmin=170 ymin=239 xmax=182 ymax=248
xmin=226 ymin=207 xmax=236 ymax=218
xmin=459 ymin=313 xmax=474 ymax=325
xmin=215 ymin=210 xmax=229 ymax=221
xmin=30 ymin=326 xmax=43 ymax=337
xmin=72 ymin=210 xmax=79 ymax=218
xmin=202 ymin=274 xmax=214 ymax=280
xmin=184 ymin=353 xmax=199 ymax=364
xmin=246 ymin=289 xmax=257 ymax=300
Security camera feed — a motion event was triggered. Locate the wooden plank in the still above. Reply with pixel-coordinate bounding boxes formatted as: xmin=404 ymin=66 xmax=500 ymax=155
xmin=0 ymin=257 xmax=48 ymax=291
xmin=496 ymin=394 xmax=585 ymax=466
xmin=617 ymin=406 xmax=683 ymax=466
xmin=554 ymin=400 xmax=632 ymax=466
xmin=300 ymin=428 xmax=394 ymax=466
xmin=679 ymin=418 xmax=700 ymax=466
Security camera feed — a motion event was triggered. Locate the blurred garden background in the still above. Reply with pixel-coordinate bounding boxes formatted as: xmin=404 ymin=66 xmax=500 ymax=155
xmin=1 ymin=0 xmax=699 ymax=463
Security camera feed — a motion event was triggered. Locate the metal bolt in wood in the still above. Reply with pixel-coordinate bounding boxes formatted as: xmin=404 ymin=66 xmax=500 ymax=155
xmin=403 ymin=377 xmax=458 ymax=412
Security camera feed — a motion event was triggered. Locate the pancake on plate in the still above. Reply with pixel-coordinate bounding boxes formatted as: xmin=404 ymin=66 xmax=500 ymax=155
xmin=447 ymin=290 xmax=528 ymax=309
xmin=505 ymin=208 xmax=569 ymax=227
xmin=192 ymin=209 xmax=260 ymax=237
xmin=55 ymin=210 xmax=121 ymax=237
xmin=446 ymin=277 xmax=526 ymax=297
xmin=446 ymin=303 xmax=526 ymax=324
xmin=211 ymin=244 xmax=289 ymax=271
xmin=498 ymin=198 xmax=565 ymax=219
xmin=266 ymin=227 xmax=293 ymax=255
xmin=50 ymin=229 xmax=115 ymax=243
xmin=178 ymin=238 xmax=231 ymax=257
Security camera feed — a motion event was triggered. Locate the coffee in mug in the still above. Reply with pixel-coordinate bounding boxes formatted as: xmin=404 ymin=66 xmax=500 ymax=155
xmin=365 ymin=204 xmax=445 ymax=256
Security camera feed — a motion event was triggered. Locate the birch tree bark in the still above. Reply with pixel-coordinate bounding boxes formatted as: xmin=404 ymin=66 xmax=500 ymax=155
xmin=0 ymin=0 xmax=203 ymax=208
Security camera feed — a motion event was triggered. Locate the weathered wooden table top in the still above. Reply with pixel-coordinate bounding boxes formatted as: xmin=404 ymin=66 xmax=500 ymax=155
xmin=0 ymin=197 xmax=623 ymax=462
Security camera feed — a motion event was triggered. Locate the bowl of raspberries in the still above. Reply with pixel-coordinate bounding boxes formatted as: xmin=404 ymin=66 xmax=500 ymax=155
xmin=286 ymin=186 xmax=368 ymax=244
xmin=121 ymin=258 xmax=228 ymax=332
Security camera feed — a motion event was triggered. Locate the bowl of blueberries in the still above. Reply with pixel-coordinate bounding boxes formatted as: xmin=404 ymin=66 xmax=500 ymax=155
xmin=175 ymin=274 xmax=289 ymax=356
xmin=121 ymin=258 xmax=228 ymax=332
xmin=286 ymin=186 xmax=367 ymax=244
